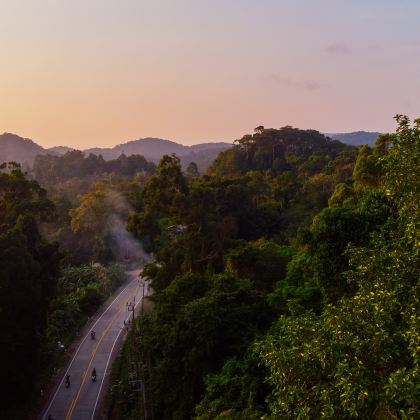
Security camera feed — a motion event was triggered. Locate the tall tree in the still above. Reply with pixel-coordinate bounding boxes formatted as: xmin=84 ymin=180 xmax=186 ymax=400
xmin=0 ymin=164 xmax=60 ymax=414
xmin=256 ymin=116 xmax=420 ymax=419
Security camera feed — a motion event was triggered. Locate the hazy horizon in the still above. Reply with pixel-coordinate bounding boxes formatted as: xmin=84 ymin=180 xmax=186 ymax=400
xmin=2 ymin=127 xmax=384 ymax=151
xmin=1 ymin=0 xmax=419 ymax=149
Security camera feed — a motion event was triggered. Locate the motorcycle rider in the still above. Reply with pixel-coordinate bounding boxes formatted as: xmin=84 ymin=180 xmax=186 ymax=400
xmin=65 ymin=374 xmax=70 ymax=388
xmin=91 ymin=368 xmax=97 ymax=382
xmin=91 ymin=330 xmax=95 ymax=340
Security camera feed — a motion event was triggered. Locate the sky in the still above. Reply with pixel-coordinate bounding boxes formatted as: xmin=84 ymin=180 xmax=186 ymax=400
xmin=0 ymin=0 xmax=419 ymax=149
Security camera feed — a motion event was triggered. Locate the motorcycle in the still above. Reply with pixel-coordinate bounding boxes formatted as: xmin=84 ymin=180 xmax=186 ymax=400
xmin=65 ymin=375 xmax=70 ymax=388
xmin=91 ymin=368 xmax=97 ymax=382
xmin=91 ymin=330 xmax=95 ymax=340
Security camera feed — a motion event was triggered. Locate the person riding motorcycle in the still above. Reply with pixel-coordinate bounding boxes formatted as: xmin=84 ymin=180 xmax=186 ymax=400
xmin=65 ymin=374 xmax=70 ymax=388
xmin=91 ymin=330 xmax=95 ymax=340
xmin=91 ymin=368 xmax=97 ymax=382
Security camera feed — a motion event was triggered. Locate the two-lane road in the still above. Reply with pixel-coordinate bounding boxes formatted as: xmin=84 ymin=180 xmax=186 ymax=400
xmin=41 ymin=271 xmax=146 ymax=420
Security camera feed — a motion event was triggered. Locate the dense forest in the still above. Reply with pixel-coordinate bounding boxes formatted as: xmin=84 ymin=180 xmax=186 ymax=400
xmin=0 ymin=151 xmax=153 ymax=418
xmin=0 ymin=117 xmax=418 ymax=419
xmin=108 ymin=117 xmax=419 ymax=419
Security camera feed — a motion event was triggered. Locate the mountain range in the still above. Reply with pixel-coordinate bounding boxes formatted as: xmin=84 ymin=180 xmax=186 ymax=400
xmin=82 ymin=138 xmax=232 ymax=170
xmin=0 ymin=133 xmax=54 ymax=167
xmin=0 ymin=133 xmax=232 ymax=172
xmin=327 ymin=131 xmax=380 ymax=146
xmin=0 ymin=130 xmax=381 ymax=171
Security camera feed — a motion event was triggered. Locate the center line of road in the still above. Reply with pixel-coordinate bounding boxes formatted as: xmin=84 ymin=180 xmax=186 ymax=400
xmin=65 ymin=283 xmax=140 ymax=420
xmin=42 ymin=279 xmax=135 ymax=420
xmin=65 ymin=303 xmax=125 ymax=420
xmin=90 ymin=281 xmax=146 ymax=420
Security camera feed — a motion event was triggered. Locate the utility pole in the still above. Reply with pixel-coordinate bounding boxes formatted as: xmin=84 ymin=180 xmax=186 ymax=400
xmin=127 ymin=283 xmax=149 ymax=419
xmin=140 ymin=278 xmax=145 ymax=315
xmin=127 ymin=301 xmax=135 ymax=342
xmin=138 ymin=278 xmax=147 ymax=419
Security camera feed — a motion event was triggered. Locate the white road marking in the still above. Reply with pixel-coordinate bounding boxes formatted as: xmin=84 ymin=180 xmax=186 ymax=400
xmin=41 ymin=279 xmax=135 ymax=420
xmin=90 ymin=282 xmax=146 ymax=420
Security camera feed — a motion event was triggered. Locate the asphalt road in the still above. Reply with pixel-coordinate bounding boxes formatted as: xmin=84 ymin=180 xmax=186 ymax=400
xmin=41 ymin=270 xmax=146 ymax=420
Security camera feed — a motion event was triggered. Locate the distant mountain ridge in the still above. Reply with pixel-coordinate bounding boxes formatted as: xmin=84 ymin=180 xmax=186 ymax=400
xmin=1 ymin=131 xmax=381 ymax=172
xmin=326 ymin=131 xmax=380 ymax=146
xmin=83 ymin=138 xmax=232 ymax=161
xmin=48 ymin=146 xmax=74 ymax=154
xmin=84 ymin=138 xmax=189 ymax=160
xmin=80 ymin=138 xmax=232 ymax=171
xmin=0 ymin=132 xmax=56 ymax=165
xmin=0 ymin=133 xmax=232 ymax=172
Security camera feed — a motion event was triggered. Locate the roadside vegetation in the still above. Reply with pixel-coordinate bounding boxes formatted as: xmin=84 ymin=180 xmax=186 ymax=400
xmin=109 ymin=117 xmax=419 ymax=419
xmin=0 ymin=116 xmax=418 ymax=419
xmin=0 ymin=152 xmax=153 ymax=419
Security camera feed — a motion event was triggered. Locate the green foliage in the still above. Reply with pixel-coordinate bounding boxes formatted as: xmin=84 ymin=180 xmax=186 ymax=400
xmin=32 ymin=151 xmax=156 ymax=186
xmin=186 ymin=161 xmax=200 ymax=178
xmin=257 ymin=240 xmax=419 ymax=418
xmin=383 ymin=116 xmax=419 ymax=243
xmin=194 ymin=354 xmax=267 ymax=419
xmin=268 ymin=252 xmax=322 ymax=316
xmin=328 ymin=182 xmax=356 ymax=208
xmin=225 ymin=239 xmax=295 ymax=292
xmin=31 ymin=150 xmax=155 ymax=264
xmin=0 ymin=165 xmax=60 ymax=414
xmin=112 ymin=117 xmax=418 ymax=419
xmin=68 ymin=183 xmax=113 ymax=262
xmin=209 ymin=126 xmax=357 ymax=209
xmin=64 ymin=183 xmax=136 ymax=263
xmin=0 ymin=162 xmax=54 ymax=229
xmin=128 ymin=154 xmax=188 ymax=247
xmin=256 ymin=116 xmax=419 ymax=419
xmin=43 ymin=264 xmax=125 ymax=364
xmin=106 ymin=339 xmax=142 ymax=420
xmin=305 ymin=207 xmax=368 ymax=302
xmin=138 ymin=272 xmax=271 ymax=419
xmin=292 ymin=190 xmax=392 ymax=304
xmin=352 ymin=132 xmax=391 ymax=191
xmin=353 ymin=144 xmax=382 ymax=189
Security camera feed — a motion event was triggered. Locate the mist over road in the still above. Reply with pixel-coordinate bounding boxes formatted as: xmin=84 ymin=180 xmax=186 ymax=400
xmin=41 ymin=271 xmax=147 ymax=420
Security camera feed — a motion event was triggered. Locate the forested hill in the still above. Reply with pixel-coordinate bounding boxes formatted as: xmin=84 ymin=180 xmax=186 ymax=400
xmin=0 ymin=132 xmax=54 ymax=165
xmin=207 ymin=127 xmax=357 ymax=211
xmin=84 ymin=138 xmax=232 ymax=171
xmin=84 ymin=138 xmax=231 ymax=160
xmin=106 ymin=117 xmax=419 ymax=419
xmin=48 ymin=146 xmax=74 ymax=154
xmin=84 ymin=137 xmax=187 ymax=160
xmin=0 ymin=133 xmax=232 ymax=172
xmin=210 ymin=126 xmax=355 ymax=176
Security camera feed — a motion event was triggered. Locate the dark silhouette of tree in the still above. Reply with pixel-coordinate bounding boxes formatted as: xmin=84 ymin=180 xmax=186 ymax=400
xmin=0 ymin=164 xmax=60 ymax=414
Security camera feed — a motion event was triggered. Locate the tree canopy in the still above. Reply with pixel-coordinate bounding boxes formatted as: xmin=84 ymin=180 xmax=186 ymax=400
xmin=0 ymin=164 xmax=60 ymax=414
xmin=109 ymin=117 xmax=419 ymax=419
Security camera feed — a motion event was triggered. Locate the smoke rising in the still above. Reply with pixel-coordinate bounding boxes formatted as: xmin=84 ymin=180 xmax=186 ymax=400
xmin=104 ymin=191 xmax=151 ymax=265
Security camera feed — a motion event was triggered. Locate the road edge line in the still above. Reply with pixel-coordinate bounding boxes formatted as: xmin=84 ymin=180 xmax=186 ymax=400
xmin=41 ymin=279 xmax=134 ymax=420
xmin=90 ymin=283 xmax=145 ymax=420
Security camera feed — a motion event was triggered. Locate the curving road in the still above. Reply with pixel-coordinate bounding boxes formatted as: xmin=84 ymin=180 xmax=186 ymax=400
xmin=41 ymin=270 xmax=147 ymax=420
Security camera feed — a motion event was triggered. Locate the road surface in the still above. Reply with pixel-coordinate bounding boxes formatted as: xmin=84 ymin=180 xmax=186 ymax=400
xmin=41 ymin=270 xmax=147 ymax=420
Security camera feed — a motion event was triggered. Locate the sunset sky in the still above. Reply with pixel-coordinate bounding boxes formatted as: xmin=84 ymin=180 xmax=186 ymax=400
xmin=1 ymin=0 xmax=419 ymax=149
